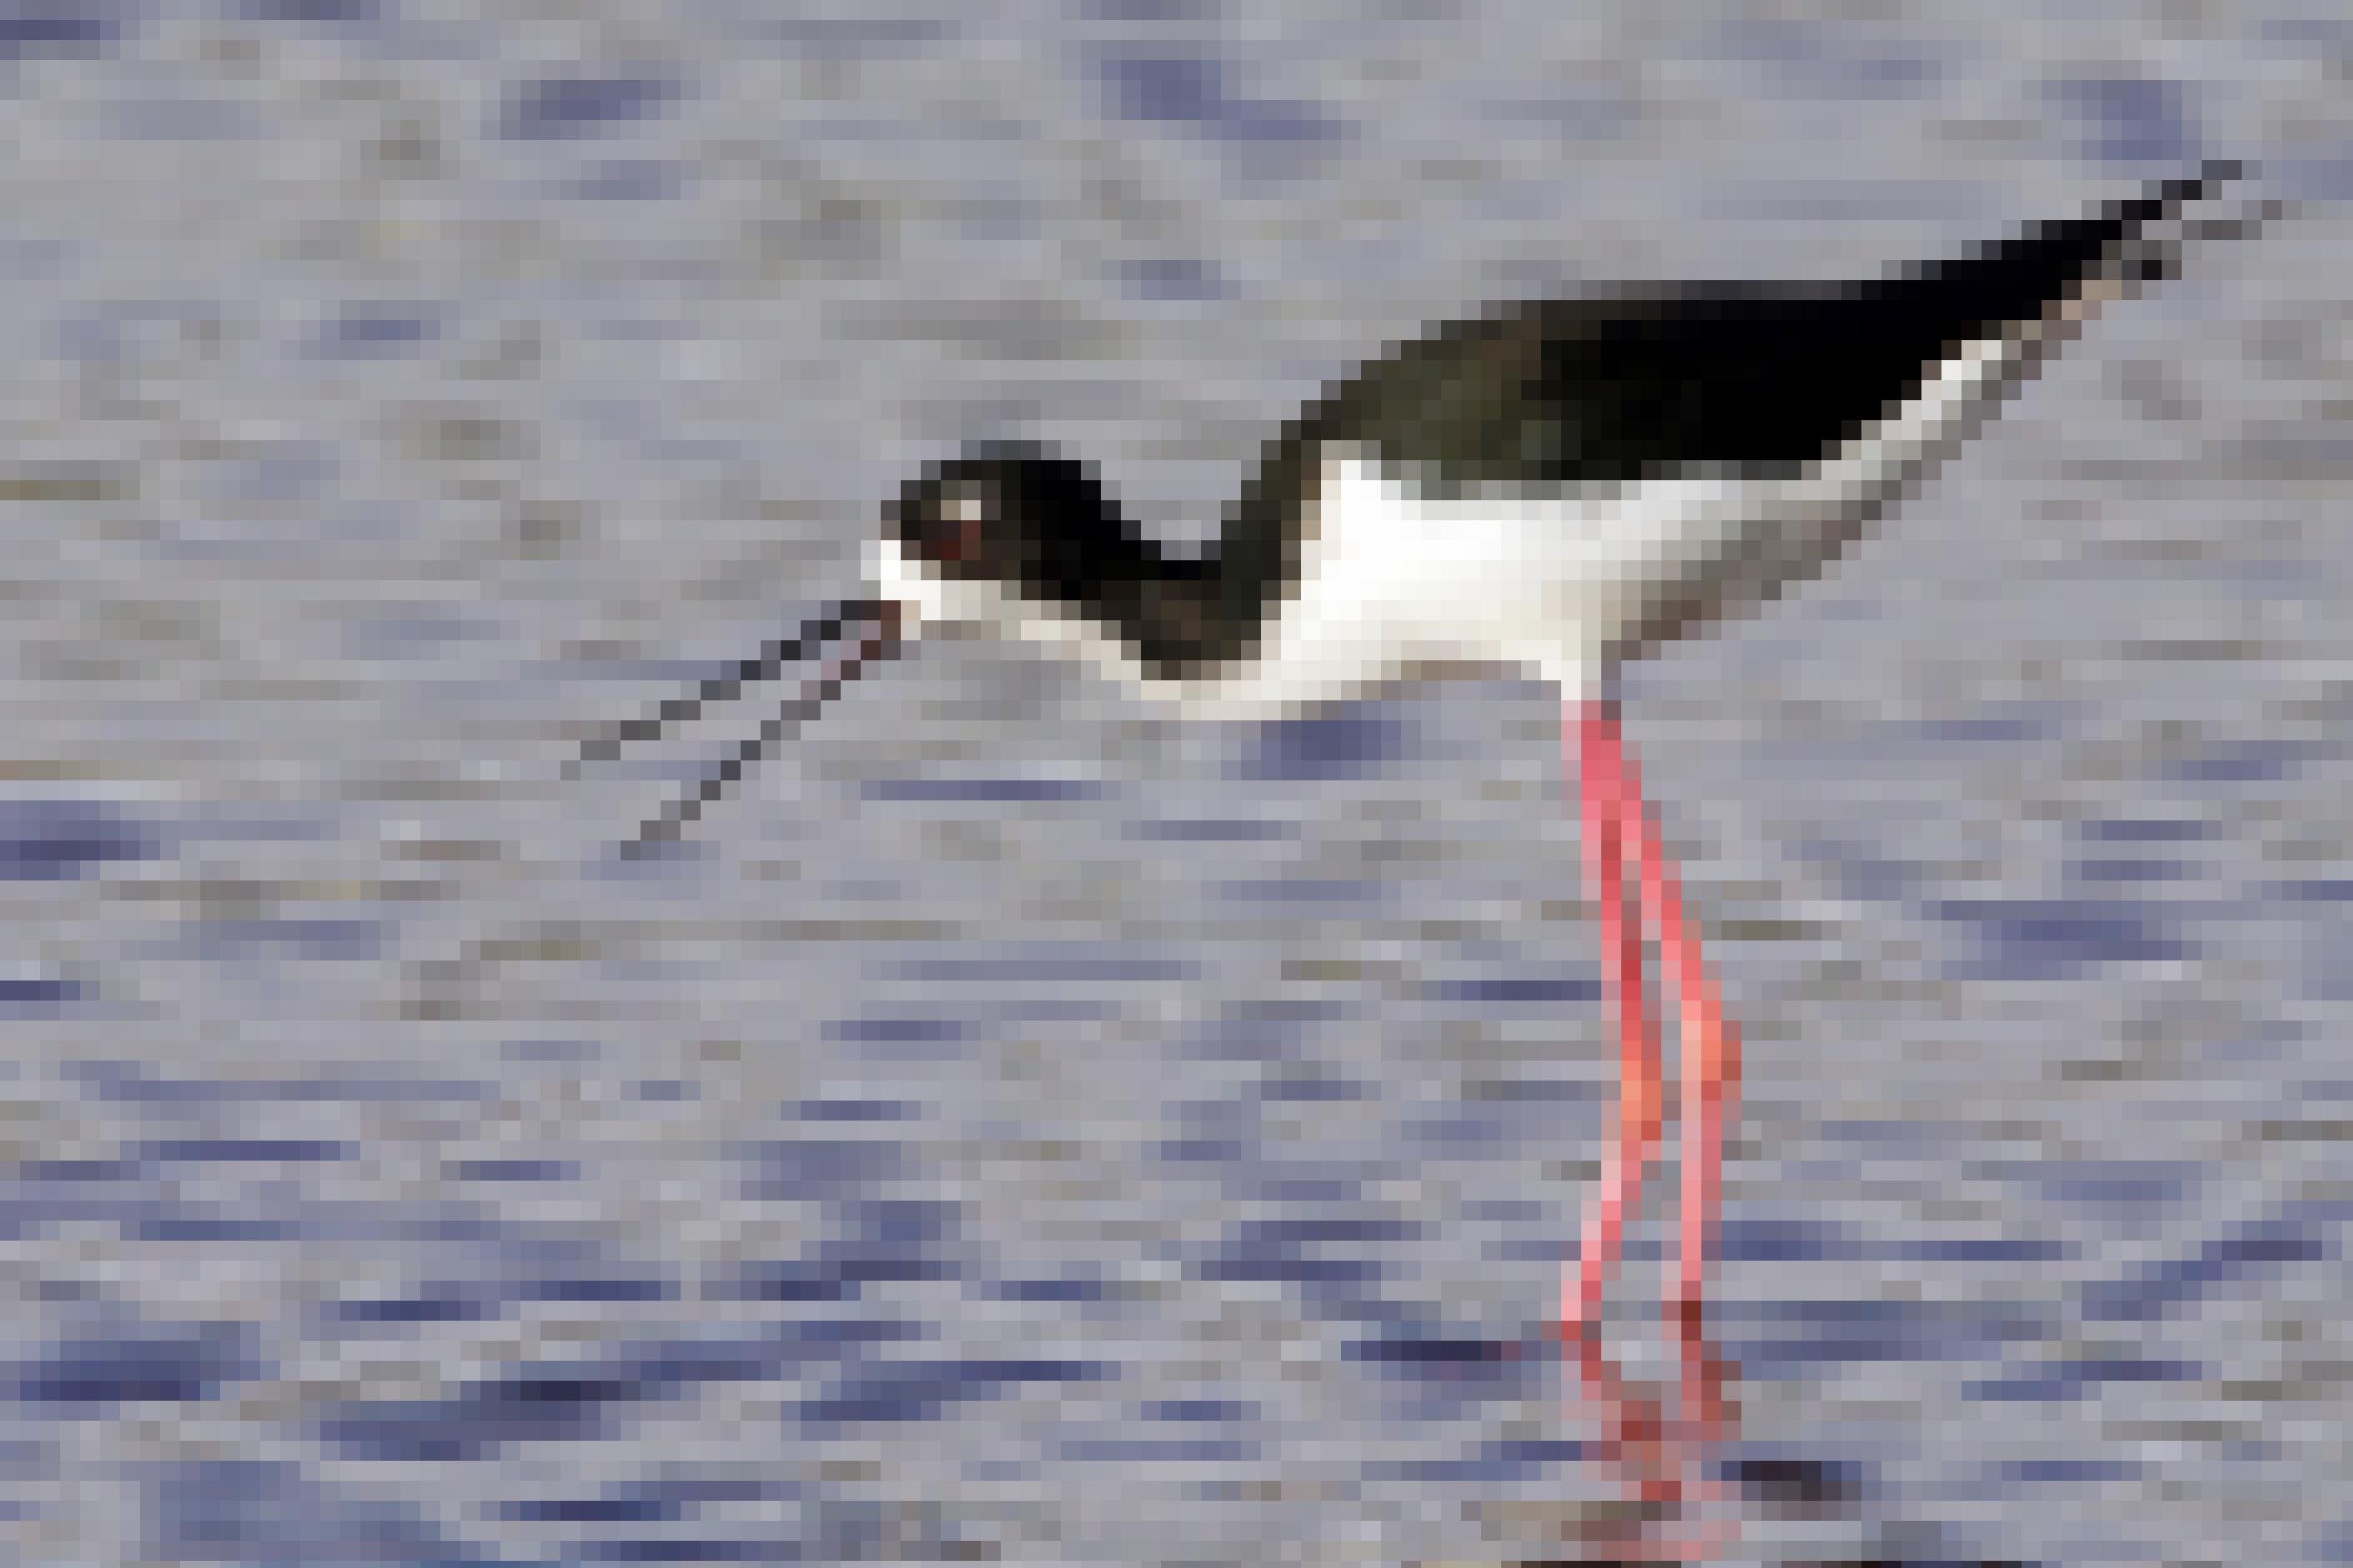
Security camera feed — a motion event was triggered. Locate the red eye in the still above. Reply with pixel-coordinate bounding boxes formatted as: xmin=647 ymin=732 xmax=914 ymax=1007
xmin=934 ymin=490 xmax=986 ymax=563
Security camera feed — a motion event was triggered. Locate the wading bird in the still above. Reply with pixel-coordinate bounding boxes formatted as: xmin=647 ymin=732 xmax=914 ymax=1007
xmin=575 ymin=162 xmax=2262 ymax=1350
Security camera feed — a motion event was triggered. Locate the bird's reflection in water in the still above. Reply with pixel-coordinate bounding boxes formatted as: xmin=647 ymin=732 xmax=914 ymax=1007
xmin=1517 ymin=1317 xmax=2023 ymax=1566
xmin=1542 ymin=1312 xmax=1738 ymax=1563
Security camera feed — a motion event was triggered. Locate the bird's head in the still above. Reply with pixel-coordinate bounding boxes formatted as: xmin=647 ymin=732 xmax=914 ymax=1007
xmin=872 ymin=442 xmax=1140 ymax=638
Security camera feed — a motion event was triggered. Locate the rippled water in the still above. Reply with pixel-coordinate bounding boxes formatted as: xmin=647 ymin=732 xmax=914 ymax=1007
xmin=1 ymin=5 xmax=2347 ymax=1564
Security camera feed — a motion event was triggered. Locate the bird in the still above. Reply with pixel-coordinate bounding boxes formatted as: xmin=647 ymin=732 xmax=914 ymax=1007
xmin=572 ymin=161 xmax=2264 ymax=1353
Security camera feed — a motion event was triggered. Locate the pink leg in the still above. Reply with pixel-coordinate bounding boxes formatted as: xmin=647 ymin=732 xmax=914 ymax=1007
xmin=1583 ymin=703 xmax=1742 ymax=1325
xmin=1564 ymin=701 xmax=1665 ymax=1341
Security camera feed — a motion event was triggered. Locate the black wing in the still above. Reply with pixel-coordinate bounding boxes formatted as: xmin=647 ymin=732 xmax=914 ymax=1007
xmin=1270 ymin=164 xmax=2237 ymax=496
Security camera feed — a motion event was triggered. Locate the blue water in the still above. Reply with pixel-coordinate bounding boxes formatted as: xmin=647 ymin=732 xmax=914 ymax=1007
xmin=0 ymin=5 xmax=2347 ymax=1564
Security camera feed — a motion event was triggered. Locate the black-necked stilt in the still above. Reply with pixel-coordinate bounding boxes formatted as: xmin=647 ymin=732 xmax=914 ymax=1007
xmin=576 ymin=162 xmax=2263 ymax=1353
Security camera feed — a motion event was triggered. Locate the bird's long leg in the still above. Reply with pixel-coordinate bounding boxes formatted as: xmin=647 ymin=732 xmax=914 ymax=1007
xmin=1589 ymin=704 xmax=1742 ymax=1336
xmin=1564 ymin=699 xmax=1666 ymax=1341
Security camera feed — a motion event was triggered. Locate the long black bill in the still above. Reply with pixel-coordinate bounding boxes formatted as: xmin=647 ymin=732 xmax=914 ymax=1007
xmin=568 ymin=596 xmax=905 ymax=855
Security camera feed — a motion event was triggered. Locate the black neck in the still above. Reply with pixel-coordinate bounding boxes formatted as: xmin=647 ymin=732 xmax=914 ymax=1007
xmin=1024 ymin=456 xmax=1314 ymax=684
